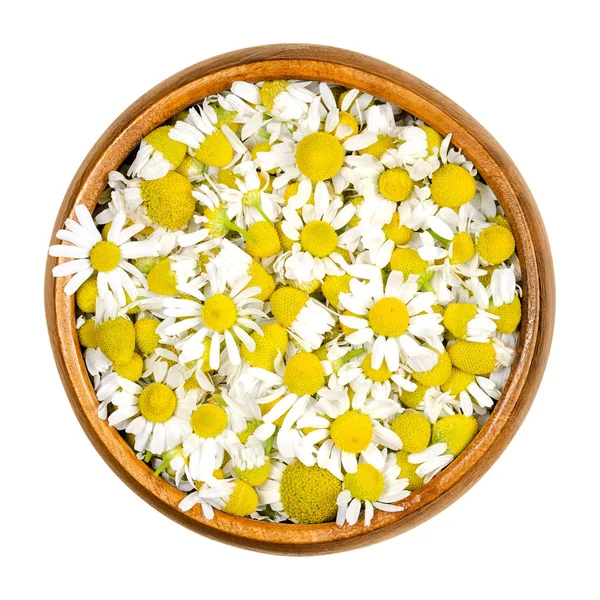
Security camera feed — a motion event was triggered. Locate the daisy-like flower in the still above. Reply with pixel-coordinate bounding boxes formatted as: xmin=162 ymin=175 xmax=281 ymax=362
xmin=336 ymin=453 xmax=409 ymax=526
xmin=163 ymin=262 xmax=266 ymax=369
xmin=178 ymin=476 xmax=235 ymax=519
xmin=339 ymin=266 xmax=443 ymax=371
xmin=406 ymin=443 xmax=454 ymax=484
xmin=169 ymin=101 xmax=248 ymax=169
xmin=441 ymin=367 xmax=500 ymax=417
xmin=49 ymin=206 xmax=159 ymax=302
xmin=275 ymin=181 xmax=355 ymax=284
xmin=108 ymin=378 xmax=195 ymax=454
xmin=299 ymin=380 xmax=402 ymax=477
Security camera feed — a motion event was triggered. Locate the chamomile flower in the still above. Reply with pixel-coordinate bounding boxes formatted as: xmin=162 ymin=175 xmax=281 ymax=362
xmin=339 ymin=266 xmax=443 ymax=371
xmin=275 ymin=182 xmax=355 ymax=284
xmin=128 ymin=125 xmax=188 ymax=180
xmin=164 ymin=261 xmax=267 ymax=368
xmin=109 ymin=379 xmax=195 ymax=454
xmin=49 ymin=206 xmax=159 ymax=302
xmin=336 ymin=454 xmax=409 ymax=526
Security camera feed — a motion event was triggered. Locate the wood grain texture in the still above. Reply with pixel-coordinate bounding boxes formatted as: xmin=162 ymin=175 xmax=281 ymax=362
xmin=45 ymin=44 xmax=555 ymax=555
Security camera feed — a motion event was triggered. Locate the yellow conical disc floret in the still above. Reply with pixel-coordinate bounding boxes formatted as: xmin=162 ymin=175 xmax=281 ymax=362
xmin=138 ymin=382 xmax=177 ymax=423
xmin=449 ymin=233 xmax=474 ymax=266
xmin=202 ymin=294 xmax=237 ymax=332
xmin=383 ymin=212 xmax=413 ymax=246
xmin=270 ymin=286 xmax=308 ymax=327
xmin=176 ymin=155 xmax=204 ymax=179
xmin=144 ymin=125 xmax=187 ymax=168
xmin=476 ymin=225 xmax=515 ymax=265
xmin=89 ymin=241 xmax=121 ymax=272
xmin=441 ymin=367 xmax=476 ymax=395
xmin=78 ymin=319 xmax=97 ymax=349
xmin=300 ymin=220 xmax=338 ymax=257
xmin=419 ymin=125 xmax=443 ymax=156
xmin=362 ymin=352 xmax=393 ymax=382
xmin=235 ymin=458 xmax=271 ymax=487
xmin=190 ymin=404 xmax=228 ymax=438
xmin=330 ymin=410 xmax=372 ymax=453
xmin=336 ymin=111 xmax=358 ymax=141
xmin=396 ymin=451 xmax=425 ymax=491
xmin=432 ymin=414 xmax=478 ymax=456
xmin=368 ymin=297 xmax=409 ymax=337
xmin=113 ymin=352 xmax=144 ymax=381
xmin=488 ymin=214 xmax=510 ymax=229
xmin=391 ymin=412 xmax=431 ymax=453
xmin=245 ymin=221 xmax=281 ymax=258
xmin=141 ymin=172 xmax=195 ymax=231
xmin=488 ymin=294 xmax=521 ymax=334
xmin=251 ymin=140 xmax=271 ymax=162
xmin=260 ymin=80 xmax=289 ymax=111
xmin=134 ymin=317 xmax=160 ymax=355
xmin=283 ymin=352 xmax=324 ymax=396
xmin=400 ymin=382 xmax=428 ymax=409
xmin=296 ymin=132 xmax=345 ymax=181
xmin=246 ymin=259 xmax=276 ymax=301
xmin=390 ymin=247 xmax=428 ymax=276
xmin=75 ymin=276 xmax=98 ymax=313
xmin=412 ymin=351 xmax=452 ymax=387
xmin=147 ymin=257 xmax=179 ymax=296
xmin=96 ymin=317 xmax=135 ymax=365
xmin=430 ymin=164 xmax=476 ymax=208
xmin=280 ymin=461 xmax=341 ymax=524
xmin=217 ymin=167 xmax=238 ymax=188
xmin=378 ymin=168 xmax=414 ymax=202
xmin=359 ymin=134 xmax=395 ymax=159
xmin=195 ymin=129 xmax=233 ymax=168
xmin=240 ymin=323 xmax=288 ymax=371
xmin=448 ymin=340 xmax=496 ymax=375
xmin=322 ymin=274 xmax=352 ymax=309
xmin=344 ymin=463 xmax=385 ymax=503
xmin=443 ymin=303 xmax=478 ymax=339
xmin=222 ymin=480 xmax=258 ymax=517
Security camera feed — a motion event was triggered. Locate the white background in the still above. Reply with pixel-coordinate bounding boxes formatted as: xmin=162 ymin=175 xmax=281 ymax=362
xmin=2 ymin=1 xmax=598 ymax=598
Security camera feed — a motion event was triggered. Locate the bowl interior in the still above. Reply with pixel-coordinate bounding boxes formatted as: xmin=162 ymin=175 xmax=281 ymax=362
xmin=45 ymin=44 xmax=554 ymax=555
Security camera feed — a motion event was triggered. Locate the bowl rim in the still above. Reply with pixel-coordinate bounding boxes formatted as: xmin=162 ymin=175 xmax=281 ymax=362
xmin=45 ymin=43 xmax=555 ymax=555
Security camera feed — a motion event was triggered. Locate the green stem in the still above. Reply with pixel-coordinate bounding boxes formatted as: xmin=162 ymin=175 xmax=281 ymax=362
xmin=428 ymin=229 xmax=451 ymax=244
xmin=143 ymin=451 xmax=153 ymax=463
xmin=154 ymin=460 xmax=169 ymax=478
xmin=255 ymin=205 xmax=274 ymax=227
xmin=265 ymin=430 xmax=277 ymax=454
xmin=225 ymin=218 xmax=254 ymax=242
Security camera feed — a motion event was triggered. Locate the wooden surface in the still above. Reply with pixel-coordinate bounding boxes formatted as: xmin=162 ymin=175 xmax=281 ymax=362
xmin=45 ymin=44 xmax=555 ymax=555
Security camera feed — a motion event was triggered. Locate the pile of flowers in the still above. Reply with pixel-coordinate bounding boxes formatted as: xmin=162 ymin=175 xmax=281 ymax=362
xmin=49 ymin=80 xmax=521 ymax=526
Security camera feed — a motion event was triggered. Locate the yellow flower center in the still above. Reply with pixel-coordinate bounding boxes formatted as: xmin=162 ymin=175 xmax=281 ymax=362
xmin=378 ymin=168 xmax=414 ymax=202
xmin=147 ymin=257 xmax=179 ymax=296
xmin=431 ymin=414 xmax=478 ymax=456
xmin=280 ymin=460 xmax=341 ymax=524
xmin=113 ymin=352 xmax=144 ymax=382
xmin=270 ymin=286 xmax=308 ymax=327
xmin=202 ymin=294 xmax=237 ymax=332
xmin=390 ymin=247 xmax=428 ymax=275
xmin=488 ymin=294 xmax=521 ymax=334
xmin=141 ymin=171 xmax=195 ymax=231
xmin=336 ymin=111 xmax=359 ymax=141
xmin=240 ymin=323 xmax=288 ymax=372
xmin=412 ymin=351 xmax=452 ymax=387
xmin=134 ymin=317 xmax=160 ymax=355
xmin=448 ymin=340 xmax=496 ymax=375
xmin=396 ymin=450 xmax=425 ymax=491
xmin=235 ymin=458 xmax=271 ymax=487
xmin=300 ymin=220 xmax=338 ymax=257
xmin=476 ymin=225 xmax=516 ymax=265
xmin=390 ymin=412 xmax=431 ymax=453
xmin=242 ymin=189 xmax=261 ymax=207
xmin=190 ymin=404 xmax=228 ymax=438
xmin=430 ymin=163 xmax=476 ymax=208
xmin=368 ymin=297 xmax=409 ymax=337
xmin=361 ymin=352 xmax=393 ymax=382
xmin=441 ymin=367 xmax=476 ymax=395
xmin=330 ymin=410 xmax=373 ymax=453
xmin=138 ymin=383 xmax=177 ymax=423
xmin=419 ymin=125 xmax=443 ymax=156
xmin=245 ymin=221 xmax=281 ymax=258
xmin=359 ymin=134 xmax=395 ymax=159
xmin=248 ymin=259 xmax=276 ymax=301
xmin=75 ymin=276 xmax=99 ymax=313
xmin=283 ymin=352 xmax=324 ymax=396
xmin=89 ymin=241 xmax=121 ymax=272
xmin=295 ymin=132 xmax=345 ymax=181
xmin=343 ymin=463 xmax=385 ymax=502
xmin=222 ymin=480 xmax=259 ymax=517
xmin=321 ymin=273 xmax=352 ymax=309
xmin=382 ymin=212 xmax=413 ymax=246
xmin=195 ymin=129 xmax=233 ymax=168
xmin=77 ymin=319 xmax=97 ymax=349
xmin=450 ymin=232 xmax=475 ymax=265
xmin=96 ymin=317 xmax=135 ymax=365
xmin=144 ymin=125 xmax=187 ymax=168
xmin=443 ymin=303 xmax=478 ymax=339
xmin=400 ymin=382 xmax=428 ymax=409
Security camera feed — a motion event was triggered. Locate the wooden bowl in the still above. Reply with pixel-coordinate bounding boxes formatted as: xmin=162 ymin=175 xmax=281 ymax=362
xmin=45 ymin=44 xmax=555 ymax=555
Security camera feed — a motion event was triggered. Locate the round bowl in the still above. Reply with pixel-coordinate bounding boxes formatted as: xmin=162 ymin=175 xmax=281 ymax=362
xmin=45 ymin=44 xmax=555 ymax=555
